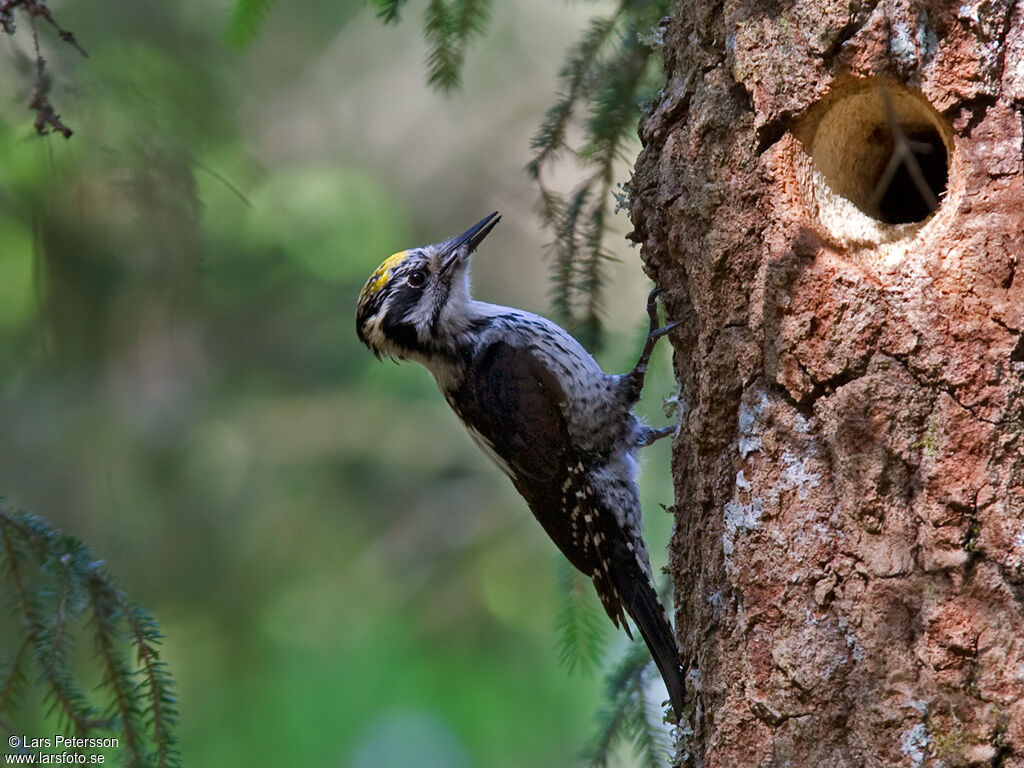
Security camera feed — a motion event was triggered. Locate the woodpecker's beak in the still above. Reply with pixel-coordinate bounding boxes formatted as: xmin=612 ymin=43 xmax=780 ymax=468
xmin=439 ymin=212 xmax=501 ymax=274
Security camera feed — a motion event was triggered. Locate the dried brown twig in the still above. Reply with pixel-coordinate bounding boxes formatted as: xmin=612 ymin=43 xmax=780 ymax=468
xmin=1 ymin=0 xmax=86 ymax=138
xmin=870 ymin=88 xmax=940 ymax=215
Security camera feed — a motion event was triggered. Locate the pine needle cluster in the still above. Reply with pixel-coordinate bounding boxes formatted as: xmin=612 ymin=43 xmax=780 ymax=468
xmin=374 ymin=0 xmax=674 ymax=350
xmin=0 ymin=508 xmax=179 ymax=768
xmin=225 ymin=0 xmax=672 ymax=349
xmin=582 ymin=639 xmax=672 ymax=768
xmin=557 ymin=579 xmax=677 ymax=766
xmin=225 ymin=0 xmax=280 ymax=48
xmin=565 ymin=572 xmax=681 ymax=768
xmin=555 ymin=559 xmax=609 ymax=675
xmin=369 ymin=0 xmax=492 ymax=90
xmin=527 ymin=0 xmax=671 ymax=351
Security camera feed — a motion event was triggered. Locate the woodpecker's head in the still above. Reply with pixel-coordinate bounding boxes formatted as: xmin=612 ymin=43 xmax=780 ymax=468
xmin=356 ymin=212 xmax=501 ymax=360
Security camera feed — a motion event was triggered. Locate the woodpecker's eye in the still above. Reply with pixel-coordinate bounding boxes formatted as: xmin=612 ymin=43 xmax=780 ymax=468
xmin=407 ymin=270 xmax=427 ymax=288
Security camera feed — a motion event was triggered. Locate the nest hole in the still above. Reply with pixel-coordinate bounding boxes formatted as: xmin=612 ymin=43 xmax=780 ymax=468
xmin=874 ymin=125 xmax=948 ymax=224
xmin=798 ymin=82 xmax=955 ymax=246
xmin=1011 ymin=335 xmax=1024 ymax=363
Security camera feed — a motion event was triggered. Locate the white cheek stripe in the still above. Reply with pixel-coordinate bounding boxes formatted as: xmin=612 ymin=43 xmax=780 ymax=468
xmin=364 ymin=313 xmax=387 ymax=348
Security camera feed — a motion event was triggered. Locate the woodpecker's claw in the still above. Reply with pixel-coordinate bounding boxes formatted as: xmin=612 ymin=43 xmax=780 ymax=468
xmin=645 ymin=287 xmax=663 ymax=331
xmin=639 ymin=424 xmax=676 ymax=446
xmin=649 ymin=320 xmax=683 ymax=340
xmin=623 ymin=288 xmax=678 ymax=404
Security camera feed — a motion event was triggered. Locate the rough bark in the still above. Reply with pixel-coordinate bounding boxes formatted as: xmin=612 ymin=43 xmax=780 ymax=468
xmin=629 ymin=0 xmax=1024 ymax=764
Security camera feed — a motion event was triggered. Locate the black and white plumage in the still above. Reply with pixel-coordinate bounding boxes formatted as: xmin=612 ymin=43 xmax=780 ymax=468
xmin=355 ymin=212 xmax=685 ymax=719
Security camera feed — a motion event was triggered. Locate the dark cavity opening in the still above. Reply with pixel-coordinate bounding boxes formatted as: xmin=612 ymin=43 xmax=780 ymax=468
xmin=872 ymin=126 xmax=948 ymax=225
xmin=1011 ymin=335 xmax=1024 ymax=363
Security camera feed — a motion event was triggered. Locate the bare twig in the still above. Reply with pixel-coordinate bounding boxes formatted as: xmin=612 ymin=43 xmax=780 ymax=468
xmin=1 ymin=0 xmax=86 ymax=137
xmin=27 ymin=17 xmax=72 ymax=138
xmin=870 ymin=88 xmax=940 ymax=214
xmin=21 ymin=0 xmax=86 ymax=55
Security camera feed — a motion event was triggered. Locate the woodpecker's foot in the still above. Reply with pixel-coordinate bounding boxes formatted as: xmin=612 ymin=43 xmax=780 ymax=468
xmin=639 ymin=425 xmax=676 ymax=447
xmin=622 ymin=288 xmax=680 ymax=403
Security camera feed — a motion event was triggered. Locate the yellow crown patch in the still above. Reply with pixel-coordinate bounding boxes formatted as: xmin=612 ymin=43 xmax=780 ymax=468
xmin=362 ymin=250 xmax=409 ymax=298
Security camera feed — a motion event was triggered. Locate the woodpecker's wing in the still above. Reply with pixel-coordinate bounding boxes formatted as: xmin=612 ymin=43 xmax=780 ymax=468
xmin=453 ymin=341 xmax=571 ymax=488
xmin=452 ymin=341 xmax=630 ymax=621
xmin=449 ymin=342 xmax=596 ymax=570
xmin=449 ymin=340 xmax=686 ymax=718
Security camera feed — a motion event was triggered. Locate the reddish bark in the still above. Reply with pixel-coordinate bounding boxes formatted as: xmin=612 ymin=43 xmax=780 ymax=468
xmin=629 ymin=0 xmax=1024 ymax=764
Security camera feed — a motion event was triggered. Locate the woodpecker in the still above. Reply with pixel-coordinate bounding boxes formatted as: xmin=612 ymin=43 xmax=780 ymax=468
xmin=355 ymin=212 xmax=685 ymax=719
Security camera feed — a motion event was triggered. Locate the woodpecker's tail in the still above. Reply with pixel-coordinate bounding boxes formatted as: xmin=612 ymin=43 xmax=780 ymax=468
xmin=609 ymin=562 xmax=686 ymax=721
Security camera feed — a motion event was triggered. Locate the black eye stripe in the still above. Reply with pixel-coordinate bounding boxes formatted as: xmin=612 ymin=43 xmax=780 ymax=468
xmin=385 ymin=285 xmax=420 ymax=320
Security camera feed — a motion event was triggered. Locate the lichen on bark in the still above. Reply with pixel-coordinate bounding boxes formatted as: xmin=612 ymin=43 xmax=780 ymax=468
xmin=629 ymin=0 xmax=1024 ymax=764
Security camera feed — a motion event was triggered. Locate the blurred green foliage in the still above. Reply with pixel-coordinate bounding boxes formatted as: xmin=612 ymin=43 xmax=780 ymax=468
xmin=0 ymin=510 xmax=180 ymax=767
xmin=0 ymin=0 xmax=676 ymax=765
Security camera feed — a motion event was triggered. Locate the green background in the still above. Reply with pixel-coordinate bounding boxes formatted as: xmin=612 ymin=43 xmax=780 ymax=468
xmin=0 ymin=1 xmax=675 ymax=764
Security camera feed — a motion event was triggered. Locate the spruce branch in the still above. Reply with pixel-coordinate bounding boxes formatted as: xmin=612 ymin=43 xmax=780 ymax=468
xmin=225 ymin=0 xmax=281 ymax=48
xmin=118 ymin=600 xmax=179 ymax=768
xmin=372 ymin=0 xmax=411 ymax=24
xmin=555 ymin=560 xmax=609 ymax=674
xmin=1 ymin=518 xmax=101 ymax=734
xmin=88 ymin=574 xmax=148 ymax=767
xmin=38 ymin=538 xmax=101 ymax=735
xmin=0 ymin=508 xmax=180 ymax=767
xmin=423 ymin=0 xmax=490 ymax=91
xmin=583 ymin=640 xmax=669 ymax=768
xmin=631 ymin=682 xmax=670 ymax=768
xmin=452 ymin=0 xmax=490 ymax=43
xmin=526 ymin=12 xmax=623 ymax=179
xmin=868 ymin=87 xmax=941 ymax=217
xmin=424 ymin=0 xmax=460 ymax=91
xmin=578 ymin=197 xmax=612 ymax=352
xmin=224 ymin=0 xmax=673 ymax=347
xmin=584 ymin=642 xmax=647 ymax=767
xmin=579 ymin=23 xmax=652 ymax=170
xmin=547 ymin=180 xmax=592 ymax=332
xmin=526 ymin=1 xmax=670 ymax=349
xmin=0 ymin=636 xmax=30 ymax=716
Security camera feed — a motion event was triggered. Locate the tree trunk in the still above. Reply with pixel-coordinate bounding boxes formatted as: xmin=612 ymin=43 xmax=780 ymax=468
xmin=628 ymin=0 xmax=1024 ymax=764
